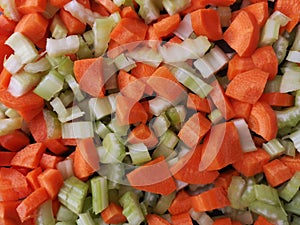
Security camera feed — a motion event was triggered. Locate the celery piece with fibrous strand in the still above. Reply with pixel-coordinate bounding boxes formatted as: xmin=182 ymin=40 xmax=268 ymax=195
xmin=153 ymin=191 xmax=176 ymax=214
xmin=151 ymin=113 xmax=170 ymax=137
xmin=5 ymin=32 xmax=38 ymax=64
xmin=95 ymin=121 xmax=111 ymax=139
xmin=35 ymin=200 xmax=55 ymax=225
xmin=65 ymin=74 xmax=85 ymax=102
xmin=58 ymin=105 xmax=85 ymax=123
xmin=46 ymin=35 xmax=80 ymax=57
xmin=269 ymin=11 xmax=291 ymax=27
xmin=57 ymin=56 xmax=74 ymax=76
xmin=4 ymin=54 xmax=23 ymax=74
xmin=162 ymin=0 xmax=190 ymax=15
xmin=99 ymin=163 xmax=125 ymax=189
xmin=254 ymin=184 xmax=281 ymax=206
xmin=273 ymin=35 xmax=289 ymax=64
xmin=24 ymin=57 xmax=51 ymax=74
xmin=259 ymin=18 xmax=280 ymax=47
xmin=107 ymin=117 xmax=129 ymax=136
xmin=126 ymin=46 xmax=163 ymax=68
xmin=113 ymin=53 xmax=136 ymax=72
xmin=166 ymin=105 xmax=187 ymax=128
xmin=102 ymin=133 xmax=126 ymax=163
xmin=50 ymin=15 xmax=68 ymax=39
xmin=262 ymin=138 xmax=285 ymax=158
xmin=0 ymin=117 xmax=23 ymax=136
xmin=135 ymin=0 xmax=160 ymax=24
xmin=288 ymin=129 xmax=300 ymax=152
xmin=159 ymin=129 xmax=179 ymax=149
xmin=276 ymin=106 xmax=300 ymax=129
xmin=89 ymin=97 xmax=112 ymax=120
xmin=34 ymin=70 xmax=64 ymax=101
xmin=56 ymin=205 xmax=78 ymax=222
xmin=56 ymin=159 xmax=74 ymax=180
xmin=128 ymin=143 xmax=152 ymax=165
xmin=0 ymin=0 xmax=21 ymax=21
xmin=148 ymin=97 xmax=172 ymax=117
xmin=285 ymin=191 xmax=300 ymax=216
xmin=62 ymin=121 xmax=94 ymax=139
xmin=76 ymin=212 xmax=95 ymax=225
xmin=228 ymin=176 xmax=247 ymax=210
xmin=76 ymin=36 xmax=93 ymax=59
xmin=279 ymin=172 xmax=300 ymax=202
xmin=50 ymin=97 xmax=68 ymax=118
xmin=91 ymin=176 xmax=108 ymax=214
xmin=189 ymin=209 xmax=214 ymax=225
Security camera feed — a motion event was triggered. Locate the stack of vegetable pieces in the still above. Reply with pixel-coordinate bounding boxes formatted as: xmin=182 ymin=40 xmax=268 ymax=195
xmin=0 ymin=0 xmax=300 ymax=224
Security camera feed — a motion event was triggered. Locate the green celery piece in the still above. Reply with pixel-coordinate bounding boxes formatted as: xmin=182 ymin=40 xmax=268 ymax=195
xmin=95 ymin=121 xmax=111 ymax=139
xmin=190 ymin=209 xmax=214 ymax=224
xmin=83 ymin=30 xmax=94 ymax=46
xmin=89 ymin=97 xmax=112 ymax=120
xmin=153 ymin=191 xmax=176 ymax=214
xmin=128 ymin=143 xmax=152 ymax=165
xmin=113 ymin=53 xmax=136 ymax=72
xmin=136 ymin=0 xmax=160 ymax=24
xmin=35 ymin=200 xmax=55 ymax=225
xmin=254 ymin=184 xmax=281 ymax=206
xmin=24 ymin=57 xmax=51 ymax=74
xmin=285 ymin=191 xmax=300 ymax=216
xmin=107 ymin=117 xmax=129 ymax=136
xmin=0 ymin=117 xmax=23 ymax=136
xmin=208 ymin=109 xmax=224 ymax=124
xmin=43 ymin=109 xmax=62 ymax=139
xmin=82 ymin=196 xmax=93 ymax=215
xmin=291 ymin=216 xmax=300 ymax=225
xmin=148 ymin=97 xmax=172 ymax=117
xmin=91 ymin=176 xmax=108 ymax=214
xmin=159 ymin=129 xmax=179 ymax=149
xmin=162 ymin=0 xmax=190 ymax=15
xmin=240 ymin=177 xmax=257 ymax=207
xmin=55 ymin=222 xmax=76 ymax=225
xmin=228 ymin=176 xmax=247 ymax=210
xmin=126 ymin=46 xmax=163 ymax=68
xmin=50 ymin=14 xmax=68 ymax=39
xmin=58 ymin=105 xmax=85 ymax=123
xmin=276 ymin=106 xmax=300 ymax=130
xmin=57 ymin=56 xmax=74 ymax=76
xmin=46 ymin=35 xmax=80 ymax=57
xmin=291 ymin=25 xmax=300 ymax=51
xmin=119 ymin=191 xmax=145 ymax=225
xmin=166 ymin=105 xmax=187 ymax=128
xmin=4 ymin=108 xmax=19 ymax=118
xmin=262 ymin=138 xmax=285 ymax=158
xmin=0 ymin=0 xmax=20 ymax=21
xmin=280 ymin=69 xmax=300 ymax=93
xmin=61 ymin=121 xmax=94 ymax=139
xmin=65 ymin=74 xmax=85 ymax=102
xmin=259 ymin=18 xmax=280 ymax=47
xmin=288 ymin=129 xmax=300 ymax=152
xmin=280 ymin=139 xmax=296 ymax=157
xmin=56 ymin=205 xmax=78 ymax=222
xmin=152 ymin=144 xmax=177 ymax=160
xmin=273 ymin=35 xmax=289 ymax=64
xmin=102 ymin=133 xmax=126 ymax=163
xmin=295 ymin=90 xmax=300 ymax=106
xmin=76 ymin=212 xmax=96 ymax=225
xmin=151 ymin=112 xmax=171 ymax=137
xmin=76 ymin=36 xmax=93 ymax=60
xmin=264 ymin=76 xmax=282 ymax=93
xmin=143 ymin=191 xmax=159 ymax=209
xmin=279 ymin=172 xmax=300 ymax=202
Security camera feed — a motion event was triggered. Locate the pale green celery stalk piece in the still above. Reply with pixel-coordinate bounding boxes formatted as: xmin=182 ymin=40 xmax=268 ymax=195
xmin=249 ymin=201 xmax=288 ymax=225
xmin=4 ymin=54 xmax=23 ymax=74
xmin=55 ymin=222 xmax=76 ymax=225
xmin=279 ymin=172 xmax=300 ymax=202
xmin=46 ymin=35 xmax=80 ymax=57
xmin=57 ymin=56 xmax=74 ymax=76
xmin=254 ymin=184 xmax=281 ymax=206
xmin=5 ymin=32 xmax=38 ymax=64
xmin=83 ymin=30 xmax=94 ymax=46
xmin=185 ymin=36 xmax=211 ymax=58
xmin=233 ymin=118 xmax=256 ymax=152
xmin=208 ymin=109 xmax=223 ymax=124
xmin=58 ymin=105 xmax=85 ymax=123
xmin=102 ymin=133 xmax=126 ymax=163
xmin=228 ymin=176 xmax=247 ymax=210
xmin=126 ymin=46 xmax=163 ymax=68
xmin=153 ymin=191 xmax=176 ymax=214
xmin=50 ymin=97 xmax=68 ymax=118
xmin=152 ymin=144 xmax=176 ymax=159
xmin=286 ymin=51 xmax=300 ymax=63
xmin=99 ymin=163 xmax=125 ymax=189
xmin=269 ymin=10 xmax=291 ymax=26
xmin=148 ymin=97 xmax=172 ymax=117
xmin=43 ymin=109 xmax=62 ymax=139
xmin=288 ymin=129 xmax=300 ymax=152
xmin=189 ymin=209 xmax=214 ymax=225
xmin=273 ymin=35 xmax=289 ymax=64
xmin=151 ymin=113 xmax=170 ymax=137
xmin=264 ymin=76 xmax=282 ymax=93
xmin=8 ymin=70 xmax=41 ymax=97
xmin=262 ymin=138 xmax=285 ymax=158
xmin=166 ymin=105 xmax=187 ymax=128
xmin=0 ymin=0 xmax=21 ymax=21
xmin=56 ymin=205 xmax=78 ymax=222
xmin=95 ymin=121 xmax=111 ymax=139
xmin=194 ymin=46 xmax=229 ymax=78
xmin=113 ymin=53 xmax=136 ymax=72
xmin=291 ymin=25 xmax=300 ymax=51
xmin=58 ymin=176 xmax=89 ymax=214
xmin=76 ymin=212 xmax=95 ymax=225
xmin=35 ymin=200 xmax=55 ymax=225
xmin=280 ymin=139 xmax=296 ymax=157
xmin=159 ymin=129 xmax=179 ymax=149
xmin=285 ymin=191 xmax=300 ymax=216
xmin=89 ymin=97 xmax=112 ymax=120
xmin=24 ymin=57 xmax=51 ymax=74
xmin=172 ymin=67 xmax=212 ymax=98
xmin=143 ymin=192 xmax=159 ymax=209
xmin=113 ymin=0 xmax=125 ymax=6
xmin=65 ymin=74 xmax=85 ymax=102
xmin=276 ymin=107 xmax=300 ymax=129
xmin=259 ymin=18 xmax=280 ymax=47
xmin=0 ymin=117 xmax=23 ymax=136
xmin=50 ymin=15 xmax=68 ymax=39
xmin=281 ymin=62 xmax=300 ymax=73
xmin=162 ymin=0 xmax=190 ymax=15
xmin=60 ymin=90 xmax=75 ymax=107
xmin=292 ymin=216 xmax=300 ymax=225
xmin=119 ymin=191 xmax=145 ymax=225
xmin=93 ymin=17 xmax=115 ymax=57
xmin=280 ymin=69 xmax=300 ymax=93
xmin=91 ymin=176 xmax=108 ymax=214
xmin=136 ymin=0 xmax=160 ymax=24
xmin=240 ymin=177 xmax=256 ymax=207
xmin=76 ymin=36 xmax=93 ymax=59
xmin=62 ymin=121 xmax=94 ymax=139
xmin=295 ymin=90 xmax=300 ymax=106
xmin=107 ymin=117 xmax=129 ymax=136
xmin=128 ymin=143 xmax=152 ymax=165
xmin=107 ymin=93 xmax=118 ymax=113
xmin=4 ymin=108 xmax=19 ymax=118
xmin=173 ymin=14 xmax=193 ymax=40
xmin=34 ymin=70 xmax=64 ymax=101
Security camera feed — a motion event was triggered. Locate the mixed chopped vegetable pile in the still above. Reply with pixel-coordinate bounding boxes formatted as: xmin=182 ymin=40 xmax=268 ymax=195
xmin=0 ymin=0 xmax=300 ymax=224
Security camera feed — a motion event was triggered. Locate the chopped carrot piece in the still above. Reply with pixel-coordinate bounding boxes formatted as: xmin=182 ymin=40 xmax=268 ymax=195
xmin=232 ymin=148 xmax=270 ymax=177
xmin=95 ymin=0 xmax=120 ymax=13
xmin=168 ymin=190 xmax=192 ymax=215
xmin=43 ymin=139 xmax=69 ymax=155
xmin=260 ymin=92 xmax=294 ymax=107
xmin=127 ymin=156 xmax=177 ymax=195
xmin=16 ymin=187 xmax=49 ymax=222
xmin=241 ymin=2 xmax=268 ymax=27
xmin=0 ymin=68 xmax=12 ymax=90
xmin=11 ymin=143 xmax=46 ymax=169
xmin=192 ymin=187 xmax=230 ymax=212
xmin=101 ymin=202 xmax=127 ymax=224
xmin=38 ymin=169 xmax=64 ymax=199
xmin=225 ymin=68 xmax=269 ymax=104
xmin=153 ymin=14 xmax=181 ymax=38
xmin=180 ymin=0 xmax=206 ymax=15
xmin=121 ymin=6 xmax=139 ymax=19
xmin=49 ymin=0 xmax=70 ymax=8
xmin=0 ymin=152 xmax=16 ymax=166
xmin=178 ymin=112 xmax=211 ymax=148
xmin=227 ymin=54 xmax=255 ymax=80
xmin=77 ymin=138 xmax=100 ymax=172
xmin=213 ymin=218 xmax=232 ymax=225
xmin=280 ymin=155 xmax=300 ymax=175
xmin=187 ymin=93 xmax=211 ymax=113
xmin=0 ymin=200 xmax=21 ymax=222
xmin=232 ymin=220 xmax=243 ymax=225
xmin=73 ymin=145 xmax=96 ymax=180
xmin=223 ymin=10 xmax=259 ymax=57
xmin=91 ymin=0 xmax=110 ymax=16
xmin=26 ymin=167 xmax=42 ymax=190
xmin=0 ymin=15 xmax=17 ymax=36
xmin=191 ymin=8 xmax=222 ymax=41
xmin=200 ymin=121 xmax=243 ymax=171
xmin=254 ymin=216 xmax=274 ymax=225
xmin=231 ymin=99 xmax=252 ymax=121
xmin=248 ymin=101 xmax=278 ymax=141
xmin=17 ymin=0 xmax=47 ymax=14
xmin=146 ymin=214 xmax=172 ymax=225
xmin=127 ymin=123 xmax=158 ymax=149
xmin=0 ymin=217 xmax=20 ymax=225
xmin=130 ymin=62 xmax=156 ymax=78
xmin=214 ymin=169 xmax=240 ymax=190
xmin=263 ymin=159 xmax=293 ymax=187
xmin=59 ymin=9 xmax=86 ymax=35
xmin=0 ymin=130 xmax=30 ymax=152
xmin=39 ymin=153 xmax=63 ymax=169
xmin=28 ymin=111 xmax=47 ymax=143
xmin=200 ymin=0 xmax=237 ymax=6
xmin=171 ymin=212 xmax=193 ymax=225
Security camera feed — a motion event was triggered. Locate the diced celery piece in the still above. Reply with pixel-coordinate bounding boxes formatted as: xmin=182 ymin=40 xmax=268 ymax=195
xmin=36 ymin=200 xmax=55 ymax=225
xmin=62 ymin=121 xmax=94 ymax=139
xmin=94 ymin=121 xmax=111 ymax=139
xmin=4 ymin=108 xmax=19 ymax=118
xmin=4 ymin=54 xmax=23 ymax=74
xmin=228 ymin=176 xmax=247 ymax=210
xmin=126 ymin=46 xmax=163 ymax=68
xmin=162 ymin=0 xmax=190 ymax=15
xmin=60 ymin=90 xmax=75 ymax=107
xmin=57 ymin=56 xmax=74 ymax=76
xmin=50 ymin=15 xmax=68 ymax=39
xmin=208 ymin=109 xmax=223 ymax=124
xmin=273 ymin=36 xmax=289 ymax=64
xmin=295 ymin=90 xmax=300 ymax=106
xmin=50 ymin=97 xmax=68 ymax=118
xmin=128 ymin=143 xmax=152 ymax=165
xmin=76 ymin=212 xmax=95 ymax=225
xmin=65 ymin=74 xmax=85 ymax=102
xmin=292 ymin=216 xmax=300 ymax=225
xmin=151 ymin=113 xmax=170 ymax=137
xmin=254 ymin=184 xmax=280 ymax=206
xmin=276 ymin=107 xmax=300 ymax=129
xmin=56 ymin=158 xmax=74 ymax=180
xmin=83 ymin=30 xmax=95 ymax=46
xmin=194 ymin=46 xmax=229 ymax=78
xmin=173 ymin=14 xmax=193 ymax=40
xmin=5 ymin=32 xmax=38 ymax=64
xmin=264 ymin=76 xmax=282 ymax=93
xmin=34 ymin=70 xmax=64 ymax=101
xmin=107 ymin=93 xmax=118 ymax=113
xmin=159 ymin=129 xmax=179 ymax=149
xmin=259 ymin=18 xmax=280 ymax=47
xmin=113 ymin=53 xmax=136 ymax=72
xmin=136 ymin=0 xmax=160 ymax=24
xmin=288 ymin=129 xmax=300 ymax=152
xmin=280 ymin=70 xmax=300 ymax=93
xmin=166 ymin=105 xmax=186 ymax=128
xmin=189 ymin=209 xmax=214 ymax=225
xmin=148 ymin=97 xmax=172 ymax=117
xmin=262 ymin=138 xmax=285 ymax=158
xmin=0 ymin=117 xmax=23 ymax=136
xmin=291 ymin=25 xmax=300 ymax=51
xmin=99 ymin=163 xmax=125 ymax=189
xmin=8 ymin=70 xmax=41 ymax=97
xmin=58 ymin=105 xmax=85 ymax=123
xmin=102 ymin=133 xmax=126 ymax=163
xmin=281 ymin=139 xmax=296 ymax=157
xmin=43 ymin=109 xmax=62 ymax=139
xmin=240 ymin=177 xmax=256 ymax=207
xmin=233 ymin=119 xmax=256 ymax=152
xmin=269 ymin=11 xmax=291 ymax=26
xmin=24 ymin=57 xmax=51 ymax=74
xmin=76 ymin=36 xmax=93 ymax=59
xmin=285 ymin=191 xmax=300 ymax=216
xmin=153 ymin=191 xmax=176 ymax=214
xmin=56 ymin=205 xmax=78 ymax=222
xmin=0 ymin=0 xmax=21 ymax=21
xmin=43 ymin=1 xmax=59 ymax=19
xmin=93 ymin=17 xmax=115 ymax=57
xmin=152 ymin=144 xmax=176 ymax=159
xmin=279 ymin=172 xmax=300 ymax=202
xmin=89 ymin=97 xmax=112 ymax=120
xmin=91 ymin=176 xmax=108 ymax=214
xmin=286 ymin=51 xmax=300 ymax=63
xmin=46 ymin=35 xmax=80 ymax=57
xmin=107 ymin=117 xmax=129 ymax=136
xmin=55 ymin=222 xmax=76 ymax=225
xmin=119 ymin=191 xmax=145 ymax=225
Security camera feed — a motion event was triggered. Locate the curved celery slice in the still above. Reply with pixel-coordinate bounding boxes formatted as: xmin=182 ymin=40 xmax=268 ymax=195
xmin=46 ymin=35 xmax=80 ymax=57
xmin=91 ymin=176 xmax=108 ymax=214
xmin=62 ymin=121 xmax=94 ymax=139
xmin=128 ymin=143 xmax=152 ymax=165
xmin=89 ymin=97 xmax=112 ymax=120
xmin=0 ymin=117 xmax=23 ymax=136
xmin=173 ymin=14 xmax=193 ymax=40
xmin=65 ymin=74 xmax=85 ymax=102
xmin=262 ymin=138 xmax=285 ymax=158
xmin=273 ymin=36 xmax=289 ymax=64
xmin=136 ymin=0 xmax=160 ymax=24
xmin=269 ymin=11 xmax=291 ymax=27
xmin=285 ymin=191 xmax=300 ymax=216
xmin=24 ymin=57 xmax=51 ymax=74
xmin=76 ymin=213 xmax=95 ymax=225
xmin=280 ymin=70 xmax=300 ymax=93
xmin=36 ymin=200 xmax=55 ymax=225
xmin=153 ymin=191 xmax=176 ymax=214
xmin=56 ymin=205 xmax=78 ymax=222
xmin=279 ymin=172 xmax=300 ymax=202
xmin=4 ymin=54 xmax=23 ymax=74
xmin=162 ymin=0 xmax=190 ymax=15
xmin=259 ymin=18 xmax=280 ymax=47
xmin=233 ymin=119 xmax=256 ymax=152
xmin=228 ymin=176 xmax=246 ymax=210
xmin=50 ymin=15 xmax=68 ymax=39
xmin=276 ymin=107 xmax=300 ymax=129
xmin=0 ymin=0 xmax=21 ymax=21
xmin=102 ymin=133 xmax=126 ymax=163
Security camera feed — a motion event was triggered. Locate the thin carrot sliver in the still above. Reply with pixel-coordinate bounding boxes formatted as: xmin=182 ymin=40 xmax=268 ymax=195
xmin=260 ymin=92 xmax=295 ymax=107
